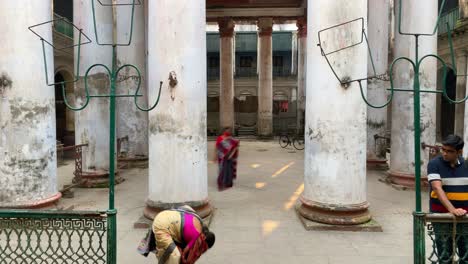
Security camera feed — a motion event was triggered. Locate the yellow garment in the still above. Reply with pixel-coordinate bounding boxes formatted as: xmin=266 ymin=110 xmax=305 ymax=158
xmin=152 ymin=210 xmax=183 ymax=263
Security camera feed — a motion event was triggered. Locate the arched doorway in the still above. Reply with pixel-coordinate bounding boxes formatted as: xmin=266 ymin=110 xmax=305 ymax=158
xmin=440 ymin=68 xmax=457 ymax=139
xmin=54 ymin=73 xmax=67 ymax=144
xmin=54 ymin=71 xmax=75 ymax=146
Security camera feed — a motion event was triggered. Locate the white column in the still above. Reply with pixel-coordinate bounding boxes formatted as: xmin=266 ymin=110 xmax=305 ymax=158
xmin=74 ymin=1 xmax=114 ymax=183
xmin=257 ymin=18 xmax=273 ymax=137
xmin=0 ymin=1 xmax=61 ymax=207
xmin=145 ymin=0 xmax=212 ymax=219
xmin=218 ymin=18 xmax=235 ymax=131
xmin=298 ymin=0 xmax=370 ymax=225
xmin=366 ymin=0 xmax=389 ymax=164
xmin=454 ymin=54 xmax=466 ymax=137
xmin=462 ymin=55 xmax=468 ymax=156
xmin=388 ymin=0 xmax=437 ymax=186
xmin=116 ymin=2 xmax=148 ymax=162
xmin=297 ymin=18 xmax=307 ymax=133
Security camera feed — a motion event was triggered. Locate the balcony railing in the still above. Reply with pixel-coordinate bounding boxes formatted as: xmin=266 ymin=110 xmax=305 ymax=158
xmin=439 ymin=7 xmax=460 ymax=35
xmin=426 ymin=213 xmax=468 ymax=263
xmin=235 ymin=67 xmax=258 ymax=78
xmin=53 ymin=13 xmax=74 ymax=39
xmin=273 ymin=67 xmax=294 ymax=77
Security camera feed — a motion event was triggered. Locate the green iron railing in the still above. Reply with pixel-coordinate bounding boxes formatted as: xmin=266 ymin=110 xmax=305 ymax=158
xmin=1 ymin=1 xmax=158 ymax=263
xmin=426 ymin=214 xmax=468 ymax=263
xmin=0 ymin=210 xmax=109 ymax=264
xmin=438 ymin=7 xmax=460 ymax=35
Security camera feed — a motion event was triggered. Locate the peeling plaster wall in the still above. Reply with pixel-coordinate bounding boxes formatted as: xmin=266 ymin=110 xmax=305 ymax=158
xmin=0 ymin=1 xmax=57 ymax=205
xmin=390 ymin=0 xmax=437 ymax=176
xmin=74 ymin=0 xmax=112 ymax=171
xmin=147 ymin=0 xmax=208 ymax=203
xmin=115 ymin=3 xmax=148 ymax=158
xmin=367 ymin=0 xmax=390 ymax=159
xmin=304 ymin=0 xmax=368 ymax=205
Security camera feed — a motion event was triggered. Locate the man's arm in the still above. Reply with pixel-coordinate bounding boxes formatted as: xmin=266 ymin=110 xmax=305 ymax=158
xmin=431 ymin=180 xmax=467 ymax=216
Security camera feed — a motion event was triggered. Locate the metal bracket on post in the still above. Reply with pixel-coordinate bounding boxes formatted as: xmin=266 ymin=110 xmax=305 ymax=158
xmin=317 ymin=0 xmax=468 ymax=262
xmin=22 ymin=1 xmax=162 ymax=263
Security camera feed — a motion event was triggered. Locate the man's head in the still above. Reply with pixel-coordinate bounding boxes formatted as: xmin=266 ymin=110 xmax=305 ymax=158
xmin=441 ymin=134 xmax=464 ymax=163
xmin=202 ymin=226 xmax=215 ymax=248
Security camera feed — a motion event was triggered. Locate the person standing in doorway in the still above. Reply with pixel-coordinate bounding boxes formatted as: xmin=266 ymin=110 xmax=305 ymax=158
xmin=214 ymin=127 xmax=239 ymax=191
xmin=428 ymin=134 xmax=468 ymax=263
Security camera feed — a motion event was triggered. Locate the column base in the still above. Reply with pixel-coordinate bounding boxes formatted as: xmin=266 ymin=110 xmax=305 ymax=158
xmin=298 ymin=197 xmax=371 ymax=225
xmin=143 ymin=199 xmax=213 ymax=220
xmin=0 ymin=192 xmax=62 ymax=209
xmin=118 ymin=155 xmax=148 ymax=169
xmin=387 ymin=170 xmax=428 ymax=188
xmin=73 ymin=170 xmax=125 ymax=188
xmin=366 ymin=158 xmax=388 ymax=170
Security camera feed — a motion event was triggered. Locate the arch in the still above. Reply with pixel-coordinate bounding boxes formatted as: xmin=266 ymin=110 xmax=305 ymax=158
xmin=439 ymin=67 xmax=457 ymax=140
xmin=54 ymin=68 xmax=75 ymax=146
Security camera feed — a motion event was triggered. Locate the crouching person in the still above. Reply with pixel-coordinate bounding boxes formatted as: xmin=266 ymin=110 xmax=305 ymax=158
xmin=152 ymin=205 xmax=215 ymax=264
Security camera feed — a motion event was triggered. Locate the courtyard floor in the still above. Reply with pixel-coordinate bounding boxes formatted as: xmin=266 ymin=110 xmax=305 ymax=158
xmin=57 ymin=140 xmax=429 ymax=264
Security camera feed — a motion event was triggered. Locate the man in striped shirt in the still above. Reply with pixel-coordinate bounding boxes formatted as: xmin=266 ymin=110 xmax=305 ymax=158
xmin=428 ymin=134 xmax=468 ymax=263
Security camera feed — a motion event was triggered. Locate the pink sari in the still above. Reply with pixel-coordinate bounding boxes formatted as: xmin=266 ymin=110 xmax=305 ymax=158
xmin=216 ymin=135 xmax=239 ymax=191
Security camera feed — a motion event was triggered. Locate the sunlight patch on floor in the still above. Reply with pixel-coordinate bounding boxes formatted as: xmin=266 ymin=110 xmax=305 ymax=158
xmin=271 ymin=162 xmax=295 ymax=178
xmin=262 ymin=220 xmax=280 ymax=237
xmin=283 ymin=183 xmax=304 ymax=210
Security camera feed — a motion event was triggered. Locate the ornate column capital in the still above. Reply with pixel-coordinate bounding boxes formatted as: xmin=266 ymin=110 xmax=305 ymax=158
xmin=218 ymin=17 xmax=235 ymax=38
xmin=257 ymin=17 xmax=273 ymax=37
xmin=296 ymin=17 xmax=307 ymax=38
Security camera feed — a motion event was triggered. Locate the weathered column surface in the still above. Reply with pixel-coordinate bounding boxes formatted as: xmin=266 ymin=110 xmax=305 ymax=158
xmin=462 ymin=55 xmax=468 ymax=156
xmin=218 ymin=18 xmax=235 ymax=131
xmin=145 ymin=0 xmax=212 ymax=219
xmin=74 ymin=1 xmax=120 ymax=187
xmin=297 ymin=17 xmax=307 ymax=133
xmin=0 ymin=1 xmax=61 ymax=207
xmin=257 ymin=18 xmax=273 ymax=137
xmin=116 ymin=2 xmax=148 ymax=168
xmin=455 ymin=53 xmax=466 ymax=137
xmin=388 ymin=0 xmax=437 ymax=187
xmin=298 ymin=0 xmax=371 ymax=225
xmin=367 ymin=0 xmax=390 ymax=167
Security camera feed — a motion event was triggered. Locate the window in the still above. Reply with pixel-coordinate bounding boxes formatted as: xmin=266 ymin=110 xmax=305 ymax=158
xmin=208 ymin=56 xmax=219 ymax=68
xmin=239 ymin=56 xmax=253 ymax=67
xmin=273 ymin=56 xmax=283 ymax=67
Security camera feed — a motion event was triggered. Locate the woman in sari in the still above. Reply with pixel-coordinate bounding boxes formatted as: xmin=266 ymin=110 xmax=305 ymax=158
xmin=215 ymin=127 xmax=239 ymax=191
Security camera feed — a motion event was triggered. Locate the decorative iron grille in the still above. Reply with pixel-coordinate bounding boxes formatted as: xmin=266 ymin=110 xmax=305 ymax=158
xmin=0 ymin=210 xmax=107 ymax=264
xmin=426 ymin=214 xmax=468 ymax=263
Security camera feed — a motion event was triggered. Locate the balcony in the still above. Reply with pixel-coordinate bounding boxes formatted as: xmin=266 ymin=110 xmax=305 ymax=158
xmin=235 ymin=67 xmax=257 ymax=78
xmin=53 ymin=13 xmax=73 ymax=39
xmin=438 ymin=7 xmax=460 ymax=35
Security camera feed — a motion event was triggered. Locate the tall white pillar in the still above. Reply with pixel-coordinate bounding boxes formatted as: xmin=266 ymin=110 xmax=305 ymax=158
xmin=145 ymin=0 xmax=212 ymax=219
xmin=454 ymin=54 xmax=466 ymax=137
xmin=257 ymin=18 xmax=273 ymax=137
xmin=74 ymin=0 xmax=117 ymax=186
xmin=298 ymin=0 xmax=371 ymax=225
xmin=218 ymin=18 xmax=235 ymax=131
xmin=0 ymin=1 xmax=61 ymax=207
xmin=388 ymin=0 xmax=437 ymax=187
xmin=116 ymin=2 xmax=148 ymax=166
xmin=366 ymin=0 xmax=390 ymax=166
xmin=297 ymin=18 xmax=307 ymax=133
